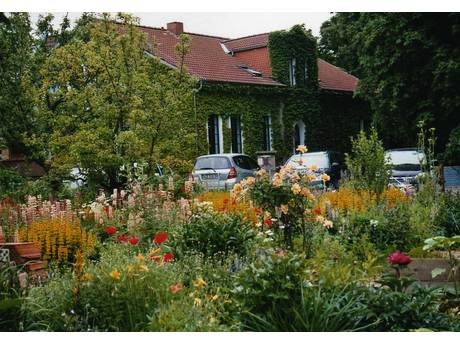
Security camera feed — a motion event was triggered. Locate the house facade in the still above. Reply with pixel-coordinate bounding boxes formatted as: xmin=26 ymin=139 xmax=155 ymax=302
xmin=138 ymin=21 xmax=369 ymax=162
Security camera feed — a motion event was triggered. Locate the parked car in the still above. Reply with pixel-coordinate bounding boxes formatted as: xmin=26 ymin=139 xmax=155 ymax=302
xmin=285 ymin=151 xmax=343 ymax=188
xmin=385 ymin=148 xmax=426 ymax=186
xmin=192 ymin=154 xmax=260 ymax=190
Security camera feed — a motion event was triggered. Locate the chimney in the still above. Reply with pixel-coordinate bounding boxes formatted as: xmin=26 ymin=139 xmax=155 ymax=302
xmin=167 ymin=22 xmax=184 ymax=35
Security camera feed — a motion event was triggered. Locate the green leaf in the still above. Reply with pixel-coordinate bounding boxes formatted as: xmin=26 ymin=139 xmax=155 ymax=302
xmin=431 ymin=267 xmax=446 ymax=278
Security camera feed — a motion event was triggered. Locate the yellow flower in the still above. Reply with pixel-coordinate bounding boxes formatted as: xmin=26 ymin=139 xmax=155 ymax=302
xmin=135 ymin=254 xmax=145 ymax=262
xmin=194 ymin=298 xmax=202 ymax=306
xmin=245 ymin=176 xmax=256 ymax=186
xmin=280 ymin=204 xmax=289 ymax=215
xmin=309 ymin=164 xmax=318 ymax=172
xmin=296 ymin=145 xmax=308 ymax=154
xmin=211 ymin=294 xmax=219 ymax=301
xmin=256 ymin=169 xmax=267 ymax=177
xmin=291 ymin=183 xmax=301 ymax=195
xmin=272 ymin=175 xmax=283 ymax=188
xmin=320 ymin=173 xmax=331 ymax=182
xmin=139 ymin=264 xmax=149 ymax=272
xmin=81 ymin=272 xmax=94 ymax=282
xmin=110 ymin=270 xmax=121 ymax=280
xmin=233 ymin=183 xmax=242 ymax=194
xmin=193 ymin=277 xmax=207 ymax=289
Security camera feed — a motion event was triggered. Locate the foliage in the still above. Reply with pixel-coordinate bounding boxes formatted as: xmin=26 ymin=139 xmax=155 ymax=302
xmin=23 ymin=245 xmax=237 ymax=331
xmin=173 ymin=208 xmax=256 ymax=259
xmin=319 ymin=13 xmax=460 ymax=154
xmin=0 ymin=166 xmax=26 ymax=197
xmin=345 ymin=128 xmax=391 ymax=194
xmin=233 ymin=248 xmax=306 ymax=329
xmin=0 ymin=265 xmax=25 ymax=331
xmin=0 ymin=13 xmax=35 ymax=154
xmin=37 ymin=13 xmax=196 ymax=189
xmin=444 ymin=126 xmax=460 ymax=165
xmin=435 ymin=192 xmax=460 ymax=237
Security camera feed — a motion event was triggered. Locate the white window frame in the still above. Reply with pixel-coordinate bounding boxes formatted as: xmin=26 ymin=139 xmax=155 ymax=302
xmin=289 ymin=58 xmax=296 ymax=86
xmin=264 ymin=115 xmax=273 ymax=151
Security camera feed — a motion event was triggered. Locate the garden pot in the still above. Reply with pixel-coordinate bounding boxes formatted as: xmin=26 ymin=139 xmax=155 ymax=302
xmin=406 ymin=258 xmax=460 ymax=282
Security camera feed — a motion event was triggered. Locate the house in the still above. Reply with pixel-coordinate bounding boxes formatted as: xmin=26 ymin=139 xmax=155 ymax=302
xmin=134 ymin=22 xmax=369 ymax=162
xmin=0 ymin=147 xmax=45 ymax=179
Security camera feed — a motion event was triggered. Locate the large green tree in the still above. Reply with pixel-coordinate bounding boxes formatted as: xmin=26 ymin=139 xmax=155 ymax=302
xmin=37 ymin=13 xmax=196 ymax=189
xmin=319 ymin=13 xmax=460 ymax=158
xmin=0 ymin=13 xmax=35 ymax=152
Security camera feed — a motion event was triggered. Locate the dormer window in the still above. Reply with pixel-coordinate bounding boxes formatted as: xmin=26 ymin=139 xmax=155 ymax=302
xmin=239 ymin=65 xmax=262 ymax=77
xmin=289 ymin=58 xmax=296 ymax=86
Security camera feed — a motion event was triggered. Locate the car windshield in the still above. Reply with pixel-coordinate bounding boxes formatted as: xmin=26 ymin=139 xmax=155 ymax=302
xmin=287 ymin=153 xmax=330 ymax=169
xmin=233 ymin=155 xmax=259 ymax=170
xmin=194 ymin=157 xmax=231 ymax=170
xmin=386 ymin=150 xmax=425 ymax=169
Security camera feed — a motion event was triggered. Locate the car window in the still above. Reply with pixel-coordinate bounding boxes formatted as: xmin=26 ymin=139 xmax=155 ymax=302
xmin=233 ymin=155 xmax=259 ymax=170
xmin=287 ymin=153 xmax=330 ymax=169
xmin=194 ymin=157 xmax=231 ymax=170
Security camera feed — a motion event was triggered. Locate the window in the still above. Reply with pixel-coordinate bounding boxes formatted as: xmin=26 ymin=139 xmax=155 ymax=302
xmin=293 ymin=120 xmax=306 ymax=152
xmin=288 ymin=58 xmax=296 ymax=86
xmin=208 ymin=115 xmax=221 ymax=154
xmin=304 ymin=62 xmax=308 ymax=82
xmin=231 ymin=115 xmax=242 ymax=153
xmin=233 ymin=155 xmax=259 ymax=170
xmin=263 ymin=115 xmax=273 ymax=151
xmin=195 ymin=156 xmax=231 ymax=170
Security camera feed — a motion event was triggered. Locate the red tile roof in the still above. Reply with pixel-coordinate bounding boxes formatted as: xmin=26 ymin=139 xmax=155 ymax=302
xmin=223 ymin=33 xmax=270 ymax=53
xmin=317 ymin=58 xmax=358 ymax=92
xmin=224 ymin=33 xmax=358 ymax=92
xmin=135 ymin=24 xmax=358 ymax=91
xmin=138 ymin=26 xmax=283 ymax=86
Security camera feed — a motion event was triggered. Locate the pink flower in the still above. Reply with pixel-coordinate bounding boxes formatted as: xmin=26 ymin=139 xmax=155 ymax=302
xmin=388 ymin=251 xmax=412 ymax=266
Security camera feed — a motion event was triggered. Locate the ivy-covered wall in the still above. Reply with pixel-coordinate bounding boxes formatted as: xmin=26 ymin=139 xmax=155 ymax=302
xmin=190 ymin=24 xmax=370 ymax=165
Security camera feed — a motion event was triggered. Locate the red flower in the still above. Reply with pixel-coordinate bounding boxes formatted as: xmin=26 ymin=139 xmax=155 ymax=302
xmin=264 ymin=218 xmax=273 ymax=227
xmin=388 ymin=251 xmax=412 ymax=266
xmin=163 ymin=252 xmax=174 ymax=263
xmin=254 ymin=208 xmax=262 ymax=215
xmin=313 ymin=206 xmax=322 ymax=216
xmin=128 ymin=236 xmax=140 ymax=245
xmin=116 ymin=234 xmax=128 ymax=243
xmin=153 ymin=231 xmax=168 ymax=245
xmin=105 ymin=226 xmax=117 ymax=235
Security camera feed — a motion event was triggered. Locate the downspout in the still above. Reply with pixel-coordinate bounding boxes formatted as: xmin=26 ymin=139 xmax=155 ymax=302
xmin=193 ymin=80 xmax=204 ymax=156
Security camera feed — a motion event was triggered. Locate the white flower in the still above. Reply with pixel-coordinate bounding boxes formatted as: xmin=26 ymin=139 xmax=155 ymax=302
xmin=370 ymin=219 xmax=379 ymax=227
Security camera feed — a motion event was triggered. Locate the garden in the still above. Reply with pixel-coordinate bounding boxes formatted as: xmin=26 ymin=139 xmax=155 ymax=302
xmin=1 ymin=128 xmax=460 ymax=332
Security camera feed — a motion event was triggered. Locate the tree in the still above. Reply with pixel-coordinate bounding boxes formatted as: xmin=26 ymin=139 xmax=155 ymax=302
xmin=0 ymin=13 xmax=35 ymax=153
xmin=37 ymin=13 xmax=196 ymax=189
xmin=319 ymin=13 xmax=460 ymax=155
xmin=345 ymin=128 xmax=391 ymax=194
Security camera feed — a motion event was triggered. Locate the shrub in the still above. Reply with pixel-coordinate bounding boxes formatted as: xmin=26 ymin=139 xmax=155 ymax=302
xmin=173 ymin=210 xmax=256 ymax=259
xmin=233 ymin=249 xmax=306 ymax=329
xmin=435 ymin=192 xmax=460 ymax=237
xmin=345 ymin=128 xmax=391 ymax=194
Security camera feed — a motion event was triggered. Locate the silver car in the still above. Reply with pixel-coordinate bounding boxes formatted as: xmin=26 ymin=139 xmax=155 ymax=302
xmin=192 ymin=154 xmax=260 ymax=190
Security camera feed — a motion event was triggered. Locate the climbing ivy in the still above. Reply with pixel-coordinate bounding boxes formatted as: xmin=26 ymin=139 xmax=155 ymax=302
xmin=189 ymin=24 xmax=369 ymax=166
xmin=268 ymin=24 xmax=319 ymax=89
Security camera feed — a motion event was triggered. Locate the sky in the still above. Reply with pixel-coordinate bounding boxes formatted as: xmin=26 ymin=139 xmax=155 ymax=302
xmin=28 ymin=12 xmax=333 ymax=39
